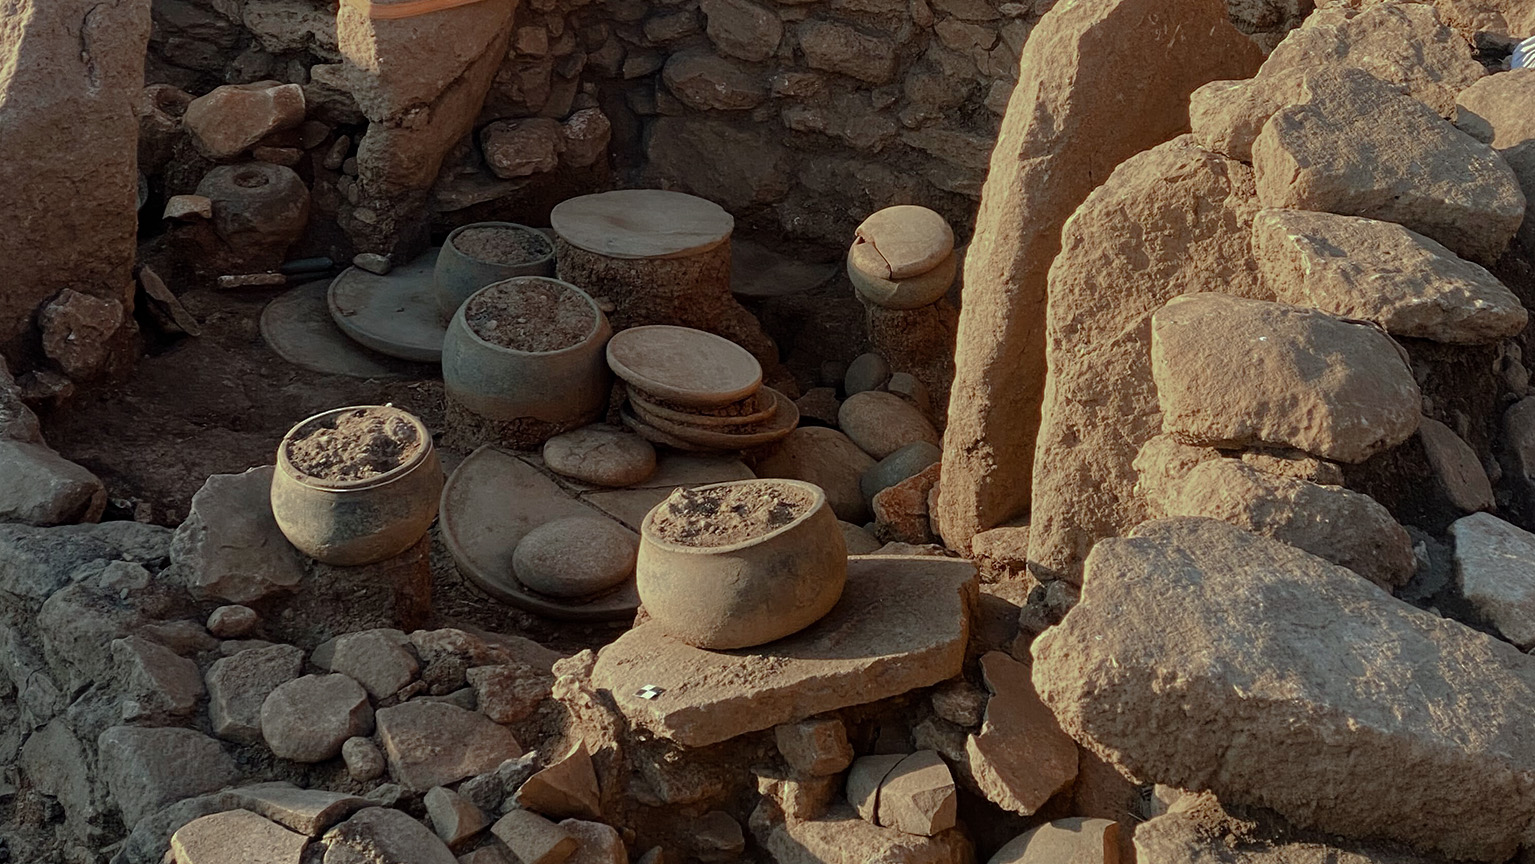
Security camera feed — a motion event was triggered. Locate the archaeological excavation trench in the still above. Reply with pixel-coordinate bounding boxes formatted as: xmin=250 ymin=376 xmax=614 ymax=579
xmin=3 ymin=0 xmax=1535 ymax=862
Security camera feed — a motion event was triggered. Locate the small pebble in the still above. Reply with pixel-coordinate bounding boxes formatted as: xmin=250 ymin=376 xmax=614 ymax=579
xmin=353 ymin=252 xmax=393 ymax=275
xmin=344 ymin=736 xmax=387 ymax=782
xmin=207 ymin=605 xmax=258 ymax=638
xmin=845 ymin=353 xmax=892 ymax=396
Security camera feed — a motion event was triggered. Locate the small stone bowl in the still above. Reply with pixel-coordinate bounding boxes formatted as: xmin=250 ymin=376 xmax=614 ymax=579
xmin=271 ymin=405 xmax=443 ymax=566
xmin=636 ymin=479 xmax=847 ymax=649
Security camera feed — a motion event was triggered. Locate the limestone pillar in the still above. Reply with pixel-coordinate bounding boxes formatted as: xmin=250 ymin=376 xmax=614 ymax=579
xmin=934 ymin=0 xmax=1262 ymax=552
xmin=0 ymin=0 xmax=152 ymax=359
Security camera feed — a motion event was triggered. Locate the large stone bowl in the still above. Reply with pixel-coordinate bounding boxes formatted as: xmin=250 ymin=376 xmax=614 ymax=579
xmin=636 ymin=479 xmax=847 ymax=649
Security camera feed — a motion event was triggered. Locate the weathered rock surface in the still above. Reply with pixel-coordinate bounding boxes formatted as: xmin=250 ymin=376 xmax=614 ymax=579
xmin=482 ymin=117 xmax=565 ymax=178
xmin=1260 ymin=2 xmax=1484 ymax=117
xmin=0 ymin=440 xmax=107 ymax=526
xmin=98 ymin=726 xmax=240 ymax=828
xmin=561 ymin=819 xmax=628 ymax=864
xmin=516 ymin=742 xmax=602 ymax=820
xmin=39 ymin=288 xmax=133 ymax=380
xmin=1135 ymin=794 xmax=1430 ymax=864
xmin=376 ymin=701 xmax=522 ymax=790
xmin=840 ymin=391 xmax=940 ymax=460
xmin=862 ymin=442 xmax=943 ymax=502
xmin=170 ymin=467 xmax=306 ymax=606
xmin=990 ymin=817 xmax=1119 ymax=864
xmin=261 ymin=674 xmax=373 ymax=764
xmin=1251 ymin=66 xmax=1524 ymax=266
xmin=493 ymin=810 xmax=577 ymax=864
xmin=0 ymin=0 xmax=151 ymax=348
xmin=1034 ymin=517 xmax=1535 ymax=862
xmin=967 ymin=651 xmax=1077 ymax=816
xmin=184 ymin=81 xmax=306 ymax=160
xmin=312 ymin=628 xmax=418 ymax=701
xmin=1152 ymin=294 xmax=1421 ymax=463
xmin=543 ymin=426 xmax=657 ymax=488
xmin=1251 ymin=209 xmax=1526 ymax=345
xmin=466 ymin=662 xmax=551 ymax=724
xmin=1027 ymin=137 xmax=1266 ymax=583
xmin=171 ymin=809 xmax=308 ymax=864
xmin=938 ymin=0 xmax=1262 ymax=550
xmin=113 ymin=634 xmax=204 ymax=723
xmin=230 ymin=783 xmax=373 ymax=836
xmin=344 ymin=737 xmax=386 ymax=782
xmin=1419 ymin=417 xmax=1495 ymax=513
xmin=592 ymin=556 xmax=976 ymax=747
xmin=876 ymin=751 xmax=957 ymax=837
xmin=751 ymin=803 xmax=972 ymax=864
xmin=1455 ymin=68 xmax=1535 ymax=149
xmin=1150 ymin=457 xmax=1415 ymax=589
xmin=776 ymin=717 xmax=854 ymax=777
xmin=754 ymin=426 xmax=878 ymax=524
xmin=323 ymin=806 xmax=457 ymax=864
xmin=1452 ymin=512 xmax=1535 ymax=650
xmin=207 ymin=643 xmax=305 ymax=744
xmin=424 ymin=786 xmax=487 ymax=848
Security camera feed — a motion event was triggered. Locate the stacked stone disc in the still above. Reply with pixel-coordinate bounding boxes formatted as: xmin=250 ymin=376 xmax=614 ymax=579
xmin=608 ymin=325 xmax=798 ymax=452
xmin=847 ymin=205 xmax=960 ymax=425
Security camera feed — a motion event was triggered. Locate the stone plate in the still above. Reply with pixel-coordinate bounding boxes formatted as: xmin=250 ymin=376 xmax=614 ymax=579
xmin=327 ymin=249 xmax=447 ymax=363
xmin=261 ymin=281 xmax=434 ymax=380
xmin=629 ymin=388 xmax=798 ymax=450
xmin=551 ymin=190 xmax=733 ymax=260
xmin=619 ymin=405 xmax=711 ymax=453
xmin=626 ymin=385 xmax=778 ymax=429
xmin=606 ymin=325 xmax=763 ymax=408
xmin=439 ymin=446 xmax=640 ymax=621
xmin=731 ymin=238 xmax=839 ymax=298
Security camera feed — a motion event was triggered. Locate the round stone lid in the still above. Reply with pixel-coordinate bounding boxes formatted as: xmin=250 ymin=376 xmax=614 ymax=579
xmin=551 ymin=190 xmax=734 ymax=260
xmin=606 ymin=325 xmax=762 ymax=408
xmin=848 ymin=205 xmax=955 ymax=280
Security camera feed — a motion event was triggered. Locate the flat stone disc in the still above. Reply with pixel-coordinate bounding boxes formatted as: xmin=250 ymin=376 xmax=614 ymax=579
xmin=626 ymin=386 xmax=778 ymax=429
xmin=327 ymin=249 xmax=447 ymax=363
xmin=628 ymin=388 xmax=799 ymax=450
xmin=439 ymin=445 xmax=640 ymax=621
xmin=606 ymin=325 xmax=762 ymax=408
xmin=731 ymin=237 xmax=839 ymax=298
xmin=552 ymin=190 xmax=733 ymax=260
xmin=852 ymin=205 xmax=955 ymax=280
xmin=261 ymin=281 xmax=432 ymax=379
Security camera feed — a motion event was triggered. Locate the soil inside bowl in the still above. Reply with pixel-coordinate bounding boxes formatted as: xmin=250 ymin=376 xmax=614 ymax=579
xmin=651 ymin=483 xmax=815 ymax=548
xmin=287 ymin=406 xmax=424 ymax=482
xmin=466 ymin=281 xmax=595 ymax=353
xmin=452 ymin=226 xmax=552 ymax=265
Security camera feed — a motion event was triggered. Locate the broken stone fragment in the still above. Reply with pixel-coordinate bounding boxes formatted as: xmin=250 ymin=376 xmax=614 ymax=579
xmin=873 ymin=463 xmax=942 ymax=545
xmin=693 ymin=811 xmax=746 ymax=862
xmin=561 ymin=108 xmax=612 ymax=169
xmin=260 ymin=673 xmax=374 ymax=763
xmin=467 ymin=662 xmax=553 ymax=724
xmin=1151 ymin=294 xmax=1421 ymax=463
xmin=206 ymin=643 xmax=305 ymax=744
xmin=990 ymin=817 xmax=1119 ymax=864
xmin=846 ymin=754 xmax=905 ymax=823
xmin=966 ymin=651 xmax=1077 ymax=816
xmin=850 ymin=206 xmax=954 ymax=281
xmin=875 ymin=751 xmax=957 ymax=837
xmin=775 ymin=717 xmax=854 ymax=777
xmin=492 ymin=809 xmax=578 ymax=864
xmin=170 ymin=467 xmax=307 ymax=606
xmin=559 ymin=819 xmax=628 ymax=864
xmin=1418 ymin=418 xmax=1495 ymax=514
xmin=171 ymin=809 xmax=308 ymax=864
xmin=1452 ymin=512 xmax=1535 ymax=650
xmin=207 ymin=605 xmax=258 ymax=638
xmin=751 ymin=802 xmax=971 ymax=864
xmin=425 ymin=786 xmax=488 ymax=849
xmin=515 ymin=741 xmax=602 ymax=820
xmin=1033 ymin=517 xmax=1535 ymax=862
xmin=323 ymin=806 xmax=457 ymax=864
xmin=862 ymin=441 xmax=943 ymax=502
xmin=482 ymin=118 xmax=565 ymax=179
xmin=312 ymin=628 xmax=419 ymax=701
xmin=230 ymin=782 xmax=374 ymax=836
xmin=376 ymin=701 xmax=523 ymax=791
xmin=39 ymin=289 xmax=131 ymax=381
xmin=1455 ymin=69 xmax=1535 ymax=150
xmin=184 ymin=81 xmax=306 ymax=160
xmin=930 ymin=680 xmax=987 ymax=728
xmin=0 ymin=440 xmax=108 ymax=527
xmin=97 ymin=726 xmax=241 ymax=829
xmin=112 ymin=634 xmax=204 ymax=723
xmin=1251 ymin=67 xmax=1524 ymax=266
xmin=164 ymin=194 xmax=214 ymax=221
xmin=755 ymin=769 xmax=839 ymax=822
xmin=1251 ymin=208 xmax=1527 ymax=345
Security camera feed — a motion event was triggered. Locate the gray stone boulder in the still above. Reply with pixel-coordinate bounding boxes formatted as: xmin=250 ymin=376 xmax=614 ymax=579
xmin=1251 ymin=66 xmax=1524 ymax=266
xmin=1034 ymin=517 xmax=1535 ymax=862
xmin=1151 ymin=294 xmax=1421 ymax=463
xmin=98 ymin=726 xmax=240 ymax=829
xmin=0 ymin=440 xmax=107 ymax=526
xmin=260 ymin=673 xmax=373 ymax=763
xmin=323 ymin=806 xmax=456 ymax=864
xmin=1251 ymin=209 xmax=1526 ymax=345
xmin=206 ymin=643 xmax=305 ymax=744
xmin=1452 ymin=512 xmax=1535 ymax=650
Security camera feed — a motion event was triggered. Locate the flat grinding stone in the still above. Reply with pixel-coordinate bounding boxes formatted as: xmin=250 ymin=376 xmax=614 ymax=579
xmin=607 ymin=325 xmax=762 ymax=408
xmin=628 ymin=387 xmax=798 ymax=450
xmin=328 ymin=248 xmax=447 ymax=363
xmin=591 ymin=555 xmax=976 ymax=747
xmin=551 ymin=190 xmax=733 ymax=260
xmin=260 ymin=281 xmax=431 ymax=379
xmin=849 ymin=205 xmax=955 ymax=280
xmin=731 ymin=237 xmax=839 ymax=298
xmin=439 ymin=446 xmax=639 ymax=621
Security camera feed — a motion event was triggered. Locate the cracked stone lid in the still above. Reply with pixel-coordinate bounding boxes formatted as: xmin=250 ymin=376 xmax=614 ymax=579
xmin=551 ymin=190 xmax=734 ymax=260
xmin=848 ymin=205 xmax=955 ymax=281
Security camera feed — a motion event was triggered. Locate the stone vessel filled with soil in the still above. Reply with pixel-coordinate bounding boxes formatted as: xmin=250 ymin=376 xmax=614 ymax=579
xmin=434 ymin=222 xmax=556 ymax=321
xmin=271 ymin=404 xmax=443 ymax=566
xmin=637 ymin=478 xmax=846 ymax=649
xmin=441 ymin=276 xmax=612 ymax=450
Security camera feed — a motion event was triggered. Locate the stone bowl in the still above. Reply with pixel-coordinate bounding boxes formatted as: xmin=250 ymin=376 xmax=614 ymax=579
xmin=433 ymin=222 xmax=555 ymax=322
xmin=637 ymin=479 xmax=847 ymax=649
xmin=271 ymin=405 xmax=443 ymax=566
xmin=441 ymin=277 xmax=612 ymax=433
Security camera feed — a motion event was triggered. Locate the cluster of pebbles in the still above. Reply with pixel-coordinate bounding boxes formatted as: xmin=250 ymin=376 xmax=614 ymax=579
xmin=608 ymin=325 xmax=798 ymax=452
